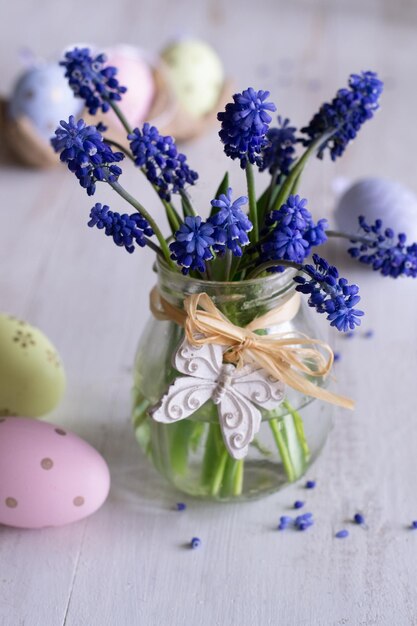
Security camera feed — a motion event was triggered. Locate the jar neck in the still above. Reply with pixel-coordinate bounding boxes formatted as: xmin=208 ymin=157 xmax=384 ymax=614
xmin=156 ymin=260 xmax=298 ymax=327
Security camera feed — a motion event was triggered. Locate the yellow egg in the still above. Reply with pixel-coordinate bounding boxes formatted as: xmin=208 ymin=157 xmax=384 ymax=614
xmin=161 ymin=39 xmax=224 ymax=118
xmin=0 ymin=315 xmax=66 ymax=418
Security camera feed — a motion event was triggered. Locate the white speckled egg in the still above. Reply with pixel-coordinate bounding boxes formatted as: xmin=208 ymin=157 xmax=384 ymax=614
xmin=161 ymin=39 xmax=224 ymax=118
xmin=0 ymin=314 xmax=66 ymax=418
xmin=8 ymin=64 xmax=83 ymax=141
xmin=334 ymin=178 xmax=417 ymax=242
xmin=0 ymin=417 xmax=110 ymax=528
xmin=105 ymin=45 xmax=155 ymax=129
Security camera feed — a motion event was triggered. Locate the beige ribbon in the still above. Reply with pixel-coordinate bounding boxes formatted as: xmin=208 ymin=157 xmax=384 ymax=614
xmin=150 ymin=287 xmax=354 ymax=410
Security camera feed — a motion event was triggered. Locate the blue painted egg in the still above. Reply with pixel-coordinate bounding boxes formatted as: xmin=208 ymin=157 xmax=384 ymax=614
xmin=8 ymin=64 xmax=83 ymax=141
xmin=334 ymin=177 xmax=417 ymax=242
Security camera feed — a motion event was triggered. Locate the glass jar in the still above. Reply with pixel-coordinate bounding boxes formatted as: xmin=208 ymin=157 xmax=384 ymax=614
xmin=132 ymin=261 xmax=333 ymax=501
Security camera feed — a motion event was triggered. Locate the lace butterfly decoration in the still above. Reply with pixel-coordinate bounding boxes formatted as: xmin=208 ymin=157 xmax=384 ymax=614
xmin=149 ymin=336 xmax=286 ymax=459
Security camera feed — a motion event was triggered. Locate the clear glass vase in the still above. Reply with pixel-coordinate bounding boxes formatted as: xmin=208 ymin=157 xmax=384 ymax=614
xmin=132 ymin=261 xmax=333 ymax=501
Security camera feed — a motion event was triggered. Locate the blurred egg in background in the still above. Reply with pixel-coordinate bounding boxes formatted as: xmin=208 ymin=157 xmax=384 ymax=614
xmin=8 ymin=63 xmax=83 ymax=141
xmin=161 ymin=38 xmax=224 ymax=118
xmin=334 ymin=178 xmax=417 ymax=242
xmin=105 ymin=45 xmax=156 ymax=129
xmin=0 ymin=314 xmax=66 ymax=418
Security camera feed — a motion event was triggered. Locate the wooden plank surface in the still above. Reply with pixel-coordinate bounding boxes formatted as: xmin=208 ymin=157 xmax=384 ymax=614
xmin=1 ymin=1 xmax=417 ymax=624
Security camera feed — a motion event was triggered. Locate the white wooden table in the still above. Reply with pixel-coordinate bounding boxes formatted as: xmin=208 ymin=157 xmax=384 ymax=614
xmin=1 ymin=2 xmax=417 ymax=624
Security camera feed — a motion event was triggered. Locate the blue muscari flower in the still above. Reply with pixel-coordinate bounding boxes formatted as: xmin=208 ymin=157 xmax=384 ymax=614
xmin=261 ymin=195 xmax=328 ymax=268
xmin=304 ymin=219 xmax=328 ymax=247
xmin=348 ymin=216 xmax=417 ymax=278
xmin=260 ymin=116 xmax=298 ymax=182
xmin=88 ymin=203 xmax=153 ymax=253
xmin=301 ymin=71 xmax=383 ymax=160
xmin=51 ymin=116 xmax=124 ymax=196
xmin=128 ymin=124 xmax=198 ymax=201
xmin=294 ymin=254 xmax=364 ymax=332
xmin=209 ymin=188 xmax=253 ymax=257
xmin=60 ymin=47 xmax=127 ymax=115
xmin=218 ymin=88 xmax=277 ymax=169
xmin=169 ymin=216 xmax=215 ymax=275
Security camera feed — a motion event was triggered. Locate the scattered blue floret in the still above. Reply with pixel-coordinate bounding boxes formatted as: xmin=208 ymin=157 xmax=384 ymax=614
xmin=176 ymin=502 xmax=186 ymax=511
xmin=277 ymin=512 xmax=314 ymax=531
xmin=353 ymin=513 xmax=365 ymax=525
xmin=294 ymin=500 xmax=305 ymax=509
xmin=334 ymin=352 xmax=341 ymax=362
xmin=295 ymin=513 xmax=314 ymax=531
xmin=411 ymin=521 xmax=417 ymax=530
xmin=305 ymin=480 xmax=316 ymax=489
xmin=190 ymin=537 xmax=201 ymax=549
xmin=335 ymin=529 xmax=349 ymax=539
xmin=364 ymin=330 xmax=374 ymax=339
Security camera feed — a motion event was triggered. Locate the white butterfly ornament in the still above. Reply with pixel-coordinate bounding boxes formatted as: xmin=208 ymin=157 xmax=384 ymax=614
xmin=149 ymin=337 xmax=286 ymax=459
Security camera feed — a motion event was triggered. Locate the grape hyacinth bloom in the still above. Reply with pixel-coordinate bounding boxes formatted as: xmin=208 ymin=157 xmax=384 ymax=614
xmin=60 ymin=47 xmax=127 ymax=115
xmin=294 ymin=254 xmax=364 ymax=332
xmin=301 ymin=71 xmax=383 ymax=160
xmin=260 ymin=116 xmax=298 ymax=182
xmin=348 ymin=216 xmax=417 ymax=278
xmin=51 ymin=116 xmax=124 ymax=196
xmin=218 ymin=88 xmax=277 ymax=168
xmin=209 ymin=188 xmax=253 ymax=257
xmin=128 ymin=124 xmax=198 ymax=201
xmin=261 ymin=195 xmax=328 ymax=267
xmin=169 ymin=216 xmax=215 ymax=275
xmin=88 ymin=203 xmax=153 ymax=253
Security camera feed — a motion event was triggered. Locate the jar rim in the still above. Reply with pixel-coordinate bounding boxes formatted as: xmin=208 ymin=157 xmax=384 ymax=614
xmin=156 ymin=257 xmax=298 ymax=289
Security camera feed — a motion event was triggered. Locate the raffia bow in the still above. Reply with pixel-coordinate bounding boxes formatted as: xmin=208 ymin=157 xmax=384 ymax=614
xmin=150 ymin=287 xmax=353 ymax=410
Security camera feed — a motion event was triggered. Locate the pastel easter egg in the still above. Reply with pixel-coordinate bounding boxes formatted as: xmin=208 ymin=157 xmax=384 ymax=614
xmin=334 ymin=178 xmax=417 ymax=242
xmin=0 ymin=314 xmax=66 ymax=418
xmin=105 ymin=45 xmax=155 ymax=129
xmin=161 ymin=39 xmax=224 ymax=118
xmin=8 ymin=64 xmax=83 ymax=142
xmin=0 ymin=417 xmax=110 ymax=528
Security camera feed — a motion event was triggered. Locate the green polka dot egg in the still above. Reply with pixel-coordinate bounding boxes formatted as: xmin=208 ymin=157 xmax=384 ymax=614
xmin=161 ymin=39 xmax=224 ymax=118
xmin=0 ymin=314 xmax=65 ymax=418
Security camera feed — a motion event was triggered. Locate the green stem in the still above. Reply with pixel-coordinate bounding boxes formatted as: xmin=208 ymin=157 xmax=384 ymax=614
xmin=269 ymin=418 xmax=296 ymax=482
xmin=272 ymin=131 xmax=334 ymax=212
xmin=283 ymin=400 xmax=310 ymax=461
xmin=245 ymin=162 xmax=258 ymax=242
xmin=232 ymin=460 xmax=244 ymax=495
xmin=180 ymin=190 xmax=197 ymax=217
xmin=110 ymin=181 xmax=175 ymax=268
xmin=104 ymin=138 xmax=135 ymax=163
xmin=162 ymin=199 xmax=181 ymax=233
xmin=326 ymin=230 xmax=376 ymax=246
xmin=210 ymin=448 xmax=229 ymax=496
xmin=108 ymin=101 xmax=133 ymax=135
xmin=143 ymin=237 xmax=164 ymax=257
xmin=224 ymin=249 xmax=233 ymax=282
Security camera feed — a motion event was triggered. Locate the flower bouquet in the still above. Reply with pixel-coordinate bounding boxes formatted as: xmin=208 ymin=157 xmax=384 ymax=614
xmin=50 ymin=48 xmax=417 ymax=500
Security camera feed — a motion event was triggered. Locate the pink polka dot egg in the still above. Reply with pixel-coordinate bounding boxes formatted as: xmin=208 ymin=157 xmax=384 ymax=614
xmin=0 ymin=417 xmax=110 ymax=529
